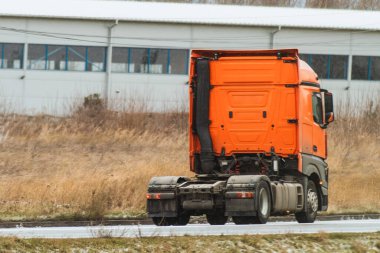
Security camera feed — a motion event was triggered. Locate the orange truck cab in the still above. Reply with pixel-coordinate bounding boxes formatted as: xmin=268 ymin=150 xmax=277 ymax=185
xmin=147 ymin=49 xmax=334 ymax=226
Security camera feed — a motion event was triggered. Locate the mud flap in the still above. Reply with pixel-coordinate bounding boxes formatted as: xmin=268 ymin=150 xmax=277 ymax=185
xmin=225 ymin=175 xmax=271 ymax=217
xmin=146 ymin=176 xmax=189 ymax=218
xmin=147 ymin=200 xmax=177 ymax=217
xmin=321 ymin=186 xmax=328 ymax=211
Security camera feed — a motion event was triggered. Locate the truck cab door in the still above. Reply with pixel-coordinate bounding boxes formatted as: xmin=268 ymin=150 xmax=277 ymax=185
xmin=299 ymin=86 xmax=326 ymax=159
xmin=311 ymin=92 xmax=326 ymax=158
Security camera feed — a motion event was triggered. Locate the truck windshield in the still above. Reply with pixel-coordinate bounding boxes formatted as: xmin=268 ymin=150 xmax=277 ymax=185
xmin=312 ymin=93 xmax=323 ymax=125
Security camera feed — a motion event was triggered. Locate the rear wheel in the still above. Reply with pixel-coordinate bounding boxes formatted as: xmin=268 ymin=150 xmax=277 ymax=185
xmin=152 ymin=217 xmax=172 ymax=226
xmin=232 ymin=216 xmax=255 ymax=225
xmin=152 ymin=217 xmax=178 ymax=226
xmin=252 ymin=181 xmax=271 ymax=224
xmin=206 ymin=213 xmax=228 ymax=225
xmin=295 ymin=180 xmax=318 ymax=223
xmin=176 ymin=213 xmax=190 ymax=226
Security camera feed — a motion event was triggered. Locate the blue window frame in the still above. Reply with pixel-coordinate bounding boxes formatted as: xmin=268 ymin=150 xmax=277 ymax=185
xmin=352 ymin=55 xmax=380 ymax=81
xmin=299 ymin=53 xmax=348 ymax=80
xmin=370 ymin=56 xmax=380 ymax=80
xmin=111 ymin=47 xmax=189 ymax=75
xmin=27 ymin=44 xmax=106 ymax=72
xmin=0 ymin=43 xmax=24 ymax=69
xmin=24 ymin=43 xmax=190 ymax=75
xmin=352 ymin=56 xmax=369 ymax=80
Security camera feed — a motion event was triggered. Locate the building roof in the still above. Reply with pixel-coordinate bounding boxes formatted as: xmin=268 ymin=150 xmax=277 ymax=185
xmin=1 ymin=0 xmax=380 ymax=31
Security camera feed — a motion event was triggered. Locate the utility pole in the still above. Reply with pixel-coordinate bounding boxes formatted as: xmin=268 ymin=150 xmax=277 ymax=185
xmin=346 ymin=31 xmax=353 ymax=91
xmin=105 ymin=20 xmax=118 ymax=108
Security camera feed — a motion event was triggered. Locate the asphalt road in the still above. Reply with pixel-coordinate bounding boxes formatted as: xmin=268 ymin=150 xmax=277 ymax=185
xmin=0 ymin=219 xmax=379 ymax=238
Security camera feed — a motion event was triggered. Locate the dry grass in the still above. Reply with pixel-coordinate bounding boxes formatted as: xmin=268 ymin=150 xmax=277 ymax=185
xmin=0 ymin=233 xmax=379 ymax=252
xmin=327 ymin=96 xmax=380 ymax=213
xmin=0 ymin=95 xmax=378 ymax=219
xmin=0 ymin=100 xmax=190 ymax=219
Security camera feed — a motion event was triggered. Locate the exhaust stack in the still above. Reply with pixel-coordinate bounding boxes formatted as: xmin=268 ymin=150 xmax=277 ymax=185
xmin=194 ymin=59 xmax=216 ymax=173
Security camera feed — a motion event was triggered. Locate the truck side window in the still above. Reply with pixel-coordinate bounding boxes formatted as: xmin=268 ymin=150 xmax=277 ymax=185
xmin=312 ymin=93 xmax=323 ymax=125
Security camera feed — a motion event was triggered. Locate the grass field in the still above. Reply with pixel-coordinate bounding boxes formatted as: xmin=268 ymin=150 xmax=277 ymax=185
xmin=0 ymin=233 xmax=379 ymax=252
xmin=0 ymin=96 xmax=378 ymax=220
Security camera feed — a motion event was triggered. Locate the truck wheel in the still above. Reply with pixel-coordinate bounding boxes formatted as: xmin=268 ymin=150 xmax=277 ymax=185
xmin=232 ymin=216 xmax=255 ymax=225
xmin=176 ymin=214 xmax=190 ymax=226
xmin=152 ymin=217 xmax=169 ymax=226
xmin=295 ymin=180 xmax=318 ymax=223
xmin=206 ymin=213 xmax=228 ymax=225
xmin=152 ymin=217 xmax=177 ymax=226
xmin=252 ymin=181 xmax=271 ymax=224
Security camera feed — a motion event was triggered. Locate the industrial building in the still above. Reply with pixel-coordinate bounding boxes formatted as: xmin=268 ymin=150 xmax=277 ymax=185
xmin=0 ymin=0 xmax=380 ymax=114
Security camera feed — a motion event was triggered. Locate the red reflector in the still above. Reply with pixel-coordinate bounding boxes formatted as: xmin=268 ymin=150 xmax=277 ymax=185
xmin=146 ymin=193 xmax=161 ymax=199
xmin=236 ymin=192 xmax=254 ymax=199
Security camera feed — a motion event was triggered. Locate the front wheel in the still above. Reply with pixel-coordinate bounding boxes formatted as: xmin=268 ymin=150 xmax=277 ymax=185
xmin=295 ymin=180 xmax=318 ymax=223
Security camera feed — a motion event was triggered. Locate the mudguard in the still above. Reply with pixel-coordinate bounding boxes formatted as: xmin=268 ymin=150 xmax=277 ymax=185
xmin=147 ymin=176 xmax=190 ymax=217
xmin=302 ymin=153 xmax=328 ymax=211
xmin=225 ymin=175 xmax=272 ymax=216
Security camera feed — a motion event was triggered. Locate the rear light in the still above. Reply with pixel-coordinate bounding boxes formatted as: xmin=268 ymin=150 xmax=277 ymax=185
xmin=237 ymin=192 xmax=254 ymax=199
xmin=146 ymin=193 xmax=161 ymax=200
xmin=226 ymin=192 xmax=254 ymax=199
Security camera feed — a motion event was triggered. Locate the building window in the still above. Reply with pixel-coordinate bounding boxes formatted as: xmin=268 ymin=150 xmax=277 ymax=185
xmin=112 ymin=47 xmax=188 ymax=75
xmin=130 ymin=48 xmax=149 ymax=73
xmin=112 ymin=47 xmax=129 ymax=73
xmin=298 ymin=54 xmax=309 ymax=63
xmin=47 ymin=45 xmax=66 ymax=70
xmin=352 ymin=55 xmax=380 ymax=81
xmin=352 ymin=56 xmax=369 ymax=80
xmin=330 ymin=55 xmax=348 ymax=79
xmin=27 ymin=44 xmax=106 ymax=72
xmin=87 ymin=46 xmax=106 ymax=72
xmin=28 ymin=44 xmax=46 ymax=70
xmin=370 ymin=56 xmax=380 ymax=81
xmin=311 ymin=54 xmax=329 ymax=79
xmin=149 ymin=49 xmax=168 ymax=74
xmin=169 ymin=49 xmax=188 ymax=75
xmin=26 ymin=44 xmax=188 ymax=74
xmin=0 ymin=43 xmax=23 ymax=69
xmin=299 ymin=53 xmax=348 ymax=80
xmin=67 ymin=46 xmax=86 ymax=71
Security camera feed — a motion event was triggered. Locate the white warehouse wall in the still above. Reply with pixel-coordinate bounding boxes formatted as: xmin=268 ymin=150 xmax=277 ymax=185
xmin=0 ymin=17 xmax=379 ymax=115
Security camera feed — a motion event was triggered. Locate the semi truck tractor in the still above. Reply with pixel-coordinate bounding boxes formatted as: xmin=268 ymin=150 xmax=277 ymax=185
xmin=146 ymin=49 xmax=334 ymax=226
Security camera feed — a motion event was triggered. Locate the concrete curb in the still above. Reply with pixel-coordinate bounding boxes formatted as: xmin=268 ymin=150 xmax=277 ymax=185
xmin=0 ymin=214 xmax=379 ymax=228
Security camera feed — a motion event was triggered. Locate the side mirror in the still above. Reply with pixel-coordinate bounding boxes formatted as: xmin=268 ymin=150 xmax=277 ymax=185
xmin=321 ymin=90 xmax=334 ymax=125
xmin=326 ymin=112 xmax=334 ymax=123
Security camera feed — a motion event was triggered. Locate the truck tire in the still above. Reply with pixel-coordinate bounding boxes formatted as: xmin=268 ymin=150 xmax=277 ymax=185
xmin=176 ymin=213 xmax=190 ymax=226
xmin=232 ymin=216 xmax=255 ymax=225
xmin=252 ymin=181 xmax=271 ymax=224
xmin=295 ymin=180 xmax=318 ymax=223
xmin=152 ymin=217 xmax=177 ymax=226
xmin=206 ymin=213 xmax=228 ymax=225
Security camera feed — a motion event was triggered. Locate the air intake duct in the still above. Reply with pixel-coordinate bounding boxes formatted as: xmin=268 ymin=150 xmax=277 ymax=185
xmin=194 ymin=58 xmax=216 ymax=174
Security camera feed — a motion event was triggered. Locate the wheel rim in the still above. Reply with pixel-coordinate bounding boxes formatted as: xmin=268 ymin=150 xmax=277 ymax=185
xmin=259 ymin=188 xmax=269 ymax=215
xmin=308 ymin=188 xmax=318 ymax=212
